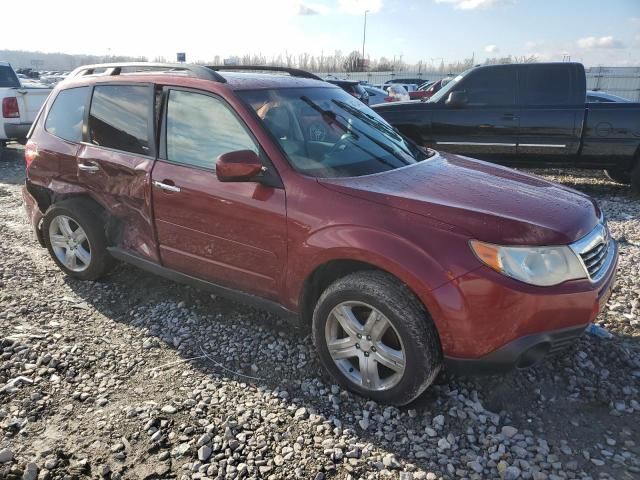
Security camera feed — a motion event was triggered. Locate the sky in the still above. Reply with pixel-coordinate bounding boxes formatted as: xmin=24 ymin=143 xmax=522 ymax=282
xmin=2 ymin=0 xmax=639 ymax=66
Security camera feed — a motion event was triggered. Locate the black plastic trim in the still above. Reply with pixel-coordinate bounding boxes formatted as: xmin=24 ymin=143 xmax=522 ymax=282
xmin=206 ymin=65 xmax=322 ymax=81
xmin=107 ymin=247 xmax=296 ymax=319
xmin=444 ymin=324 xmax=588 ymax=375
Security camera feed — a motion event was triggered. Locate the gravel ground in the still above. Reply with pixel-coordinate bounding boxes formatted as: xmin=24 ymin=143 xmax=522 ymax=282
xmin=1 ymin=144 xmax=639 ymax=480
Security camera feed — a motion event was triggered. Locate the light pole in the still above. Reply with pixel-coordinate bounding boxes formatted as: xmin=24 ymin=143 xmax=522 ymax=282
xmin=362 ymin=10 xmax=369 ymax=68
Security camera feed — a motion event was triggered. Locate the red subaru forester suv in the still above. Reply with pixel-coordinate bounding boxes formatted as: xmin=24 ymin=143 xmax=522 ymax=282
xmin=22 ymin=63 xmax=617 ymax=405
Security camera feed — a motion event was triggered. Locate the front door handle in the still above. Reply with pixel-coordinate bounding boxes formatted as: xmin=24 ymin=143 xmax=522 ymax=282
xmin=153 ymin=180 xmax=181 ymax=193
xmin=502 ymin=113 xmax=519 ymax=120
xmin=78 ymin=162 xmax=99 ymax=172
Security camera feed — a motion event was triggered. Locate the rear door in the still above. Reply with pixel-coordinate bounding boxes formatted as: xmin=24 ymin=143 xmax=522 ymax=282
xmin=151 ymin=87 xmax=287 ymax=299
xmin=76 ymin=83 xmax=159 ymax=261
xmin=430 ymin=65 xmax=519 ymax=158
xmin=516 ymin=64 xmax=583 ymax=160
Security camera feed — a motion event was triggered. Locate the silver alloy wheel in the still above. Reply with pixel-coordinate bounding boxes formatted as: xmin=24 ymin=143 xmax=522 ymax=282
xmin=325 ymin=301 xmax=406 ymax=391
xmin=48 ymin=215 xmax=92 ymax=272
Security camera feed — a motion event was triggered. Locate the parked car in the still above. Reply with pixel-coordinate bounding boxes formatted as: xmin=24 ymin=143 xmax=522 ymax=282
xmin=23 ymin=62 xmax=617 ymax=405
xmin=385 ymin=84 xmax=410 ymax=102
xmin=363 ymin=85 xmax=389 ymax=105
xmin=373 ymin=63 xmax=640 ymax=191
xmin=325 ymin=79 xmax=369 ymax=105
xmin=586 ymin=90 xmax=631 ymax=103
xmin=1 ymin=62 xmax=52 ymax=154
xmin=412 ymin=77 xmax=454 ymax=100
xmin=385 ymin=78 xmax=425 ymax=86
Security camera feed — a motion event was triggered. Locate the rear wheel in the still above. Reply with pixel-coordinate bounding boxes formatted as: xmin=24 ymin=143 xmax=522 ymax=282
xmin=604 ymin=167 xmax=631 ymax=185
xmin=42 ymin=199 xmax=114 ymax=280
xmin=312 ymin=270 xmax=442 ymax=405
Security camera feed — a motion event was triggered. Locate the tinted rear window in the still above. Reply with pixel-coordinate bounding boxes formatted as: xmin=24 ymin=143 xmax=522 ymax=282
xmin=88 ymin=85 xmax=151 ymax=155
xmin=522 ymin=65 xmax=572 ymax=105
xmin=0 ymin=66 xmax=20 ymax=88
xmin=45 ymin=87 xmax=89 ymax=143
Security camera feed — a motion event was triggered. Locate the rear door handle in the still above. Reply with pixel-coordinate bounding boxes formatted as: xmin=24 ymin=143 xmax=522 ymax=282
xmin=78 ymin=162 xmax=99 ymax=172
xmin=502 ymin=113 xmax=519 ymax=120
xmin=153 ymin=180 xmax=181 ymax=193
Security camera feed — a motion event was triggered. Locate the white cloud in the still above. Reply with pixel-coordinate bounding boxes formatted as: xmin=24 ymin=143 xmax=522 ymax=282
xmin=338 ymin=0 xmax=383 ymax=14
xmin=577 ymin=36 xmax=625 ymax=49
xmin=435 ymin=0 xmax=510 ymax=10
xmin=631 ymin=17 xmax=640 ymax=25
xmin=299 ymin=2 xmax=330 ymax=15
xmin=484 ymin=44 xmax=499 ymax=53
xmin=525 ymin=40 xmax=542 ymax=49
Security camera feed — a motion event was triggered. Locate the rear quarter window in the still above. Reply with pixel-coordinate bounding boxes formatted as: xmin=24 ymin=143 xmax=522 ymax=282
xmin=0 ymin=66 xmax=20 ymax=88
xmin=44 ymin=87 xmax=89 ymax=143
xmin=88 ymin=85 xmax=152 ymax=156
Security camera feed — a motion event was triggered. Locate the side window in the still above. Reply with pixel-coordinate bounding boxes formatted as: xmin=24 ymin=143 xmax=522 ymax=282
xmin=166 ymin=90 xmax=257 ymax=170
xmin=522 ymin=66 xmax=572 ymax=105
xmin=88 ymin=85 xmax=151 ymax=155
xmin=455 ymin=67 xmax=516 ymax=106
xmin=44 ymin=87 xmax=88 ymax=142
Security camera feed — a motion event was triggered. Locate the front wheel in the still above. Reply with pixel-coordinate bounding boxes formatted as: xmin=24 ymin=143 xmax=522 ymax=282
xmin=42 ymin=199 xmax=114 ymax=280
xmin=312 ymin=271 xmax=442 ymax=405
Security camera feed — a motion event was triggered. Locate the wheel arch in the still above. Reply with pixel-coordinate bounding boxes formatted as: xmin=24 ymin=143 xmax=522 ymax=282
xmin=30 ymin=183 xmax=122 ymax=246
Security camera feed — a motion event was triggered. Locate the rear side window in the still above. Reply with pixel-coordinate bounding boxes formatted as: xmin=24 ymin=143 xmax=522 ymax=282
xmin=166 ymin=90 xmax=257 ymax=170
xmin=522 ymin=66 xmax=572 ymax=105
xmin=88 ymin=85 xmax=151 ymax=155
xmin=0 ymin=66 xmax=20 ymax=88
xmin=456 ymin=67 xmax=516 ymax=106
xmin=45 ymin=87 xmax=89 ymax=143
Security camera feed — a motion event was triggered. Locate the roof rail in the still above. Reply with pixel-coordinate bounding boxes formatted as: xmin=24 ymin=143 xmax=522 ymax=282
xmin=68 ymin=63 xmax=227 ymax=83
xmin=206 ymin=65 xmax=322 ymax=81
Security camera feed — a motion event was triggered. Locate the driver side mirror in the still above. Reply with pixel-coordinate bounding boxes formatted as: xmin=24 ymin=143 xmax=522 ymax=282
xmin=216 ymin=150 xmax=264 ymax=182
xmin=445 ymin=90 xmax=468 ymax=107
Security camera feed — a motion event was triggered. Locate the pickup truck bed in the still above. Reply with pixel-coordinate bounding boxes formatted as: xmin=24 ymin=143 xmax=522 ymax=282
xmin=373 ymin=62 xmax=640 ymax=191
xmin=1 ymin=62 xmax=51 ymax=147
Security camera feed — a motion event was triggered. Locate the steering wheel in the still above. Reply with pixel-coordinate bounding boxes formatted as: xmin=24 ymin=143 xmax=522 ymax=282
xmin=325 ymin=133 xmax=355 ymax=158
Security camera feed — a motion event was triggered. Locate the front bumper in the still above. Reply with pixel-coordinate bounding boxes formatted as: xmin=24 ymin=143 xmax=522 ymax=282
xmin=444 ymin=323 xmax=588 ymax=374
xmin=431 ymin=237 xmax=618 ymax=372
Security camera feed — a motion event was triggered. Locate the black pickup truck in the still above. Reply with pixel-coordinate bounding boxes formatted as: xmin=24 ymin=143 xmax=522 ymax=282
xmin=373 ymin=63 xmax=640 ymax=192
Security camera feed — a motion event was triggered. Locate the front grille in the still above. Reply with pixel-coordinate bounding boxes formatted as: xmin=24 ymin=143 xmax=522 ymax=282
xmin=579 ymin=237 xmax=609 ymax=279
xmin=570 ymin=221 xmax=613 ymax=282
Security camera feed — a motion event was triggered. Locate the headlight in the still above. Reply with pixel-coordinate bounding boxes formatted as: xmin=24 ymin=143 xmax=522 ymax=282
xmin=469 ymin=240 xmax=587 ymax=287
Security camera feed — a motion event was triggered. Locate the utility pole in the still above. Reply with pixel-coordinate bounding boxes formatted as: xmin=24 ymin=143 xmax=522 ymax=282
xmin=362 ymin=10 xmax=369 ymax=66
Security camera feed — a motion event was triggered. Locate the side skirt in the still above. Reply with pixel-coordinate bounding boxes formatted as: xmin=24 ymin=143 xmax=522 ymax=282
xmin=107 ymin=247 xmax=297 ymax=320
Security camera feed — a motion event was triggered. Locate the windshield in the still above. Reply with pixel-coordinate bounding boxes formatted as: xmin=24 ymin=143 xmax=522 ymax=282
xmin=239 ymin=87 xmax=430 ymax=178
xmin=427 ymin=70 xmax=469 ymax=103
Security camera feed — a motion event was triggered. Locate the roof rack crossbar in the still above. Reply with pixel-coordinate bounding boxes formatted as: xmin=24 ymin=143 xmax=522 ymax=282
xmin=206 ymin=65 xmax=322 ymax=80
xmin=68 ymin=63 xmax=227 ymax=83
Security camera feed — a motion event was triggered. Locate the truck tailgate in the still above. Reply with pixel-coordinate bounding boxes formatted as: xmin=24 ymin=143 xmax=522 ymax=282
xmin=13 ymin=87 xmax=52 ymax=123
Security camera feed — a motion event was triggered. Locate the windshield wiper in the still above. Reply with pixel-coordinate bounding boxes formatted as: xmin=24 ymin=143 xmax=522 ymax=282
xmin=299 ymin=96 xmax=354 ymax=138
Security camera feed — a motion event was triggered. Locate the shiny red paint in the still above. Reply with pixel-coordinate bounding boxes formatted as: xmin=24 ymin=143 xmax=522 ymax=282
xmin=22 ymin=72 xmax=616 ymax=363
xmin=216 ymin=150 xmax=263 ymax=182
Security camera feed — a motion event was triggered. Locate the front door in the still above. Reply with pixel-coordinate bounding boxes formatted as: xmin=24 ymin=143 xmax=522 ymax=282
xmin=151 ymin=88 xmax=287 ymax=300
xmin=430 ymin=65 xmax=519 ymax=160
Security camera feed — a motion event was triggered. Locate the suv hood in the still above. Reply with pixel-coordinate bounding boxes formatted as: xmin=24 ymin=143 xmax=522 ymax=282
xmin=319 ymin=152 xmax=600 ymax=245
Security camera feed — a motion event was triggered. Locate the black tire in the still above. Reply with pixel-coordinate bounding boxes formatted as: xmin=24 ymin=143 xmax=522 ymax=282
xmin=42 ymin=199 xmax=114 ymax=281
xmin=312 ymin=270 xmax=442 ymax=405
xmin=604 ymin=168 xmax=631 ymax=185
xmin=631 ymin=162 xmax=640 ymax=195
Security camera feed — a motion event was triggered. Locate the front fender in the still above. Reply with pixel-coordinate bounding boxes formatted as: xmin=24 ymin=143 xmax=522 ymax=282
xmin=285 ymin=223 xmax=474 ymax=349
